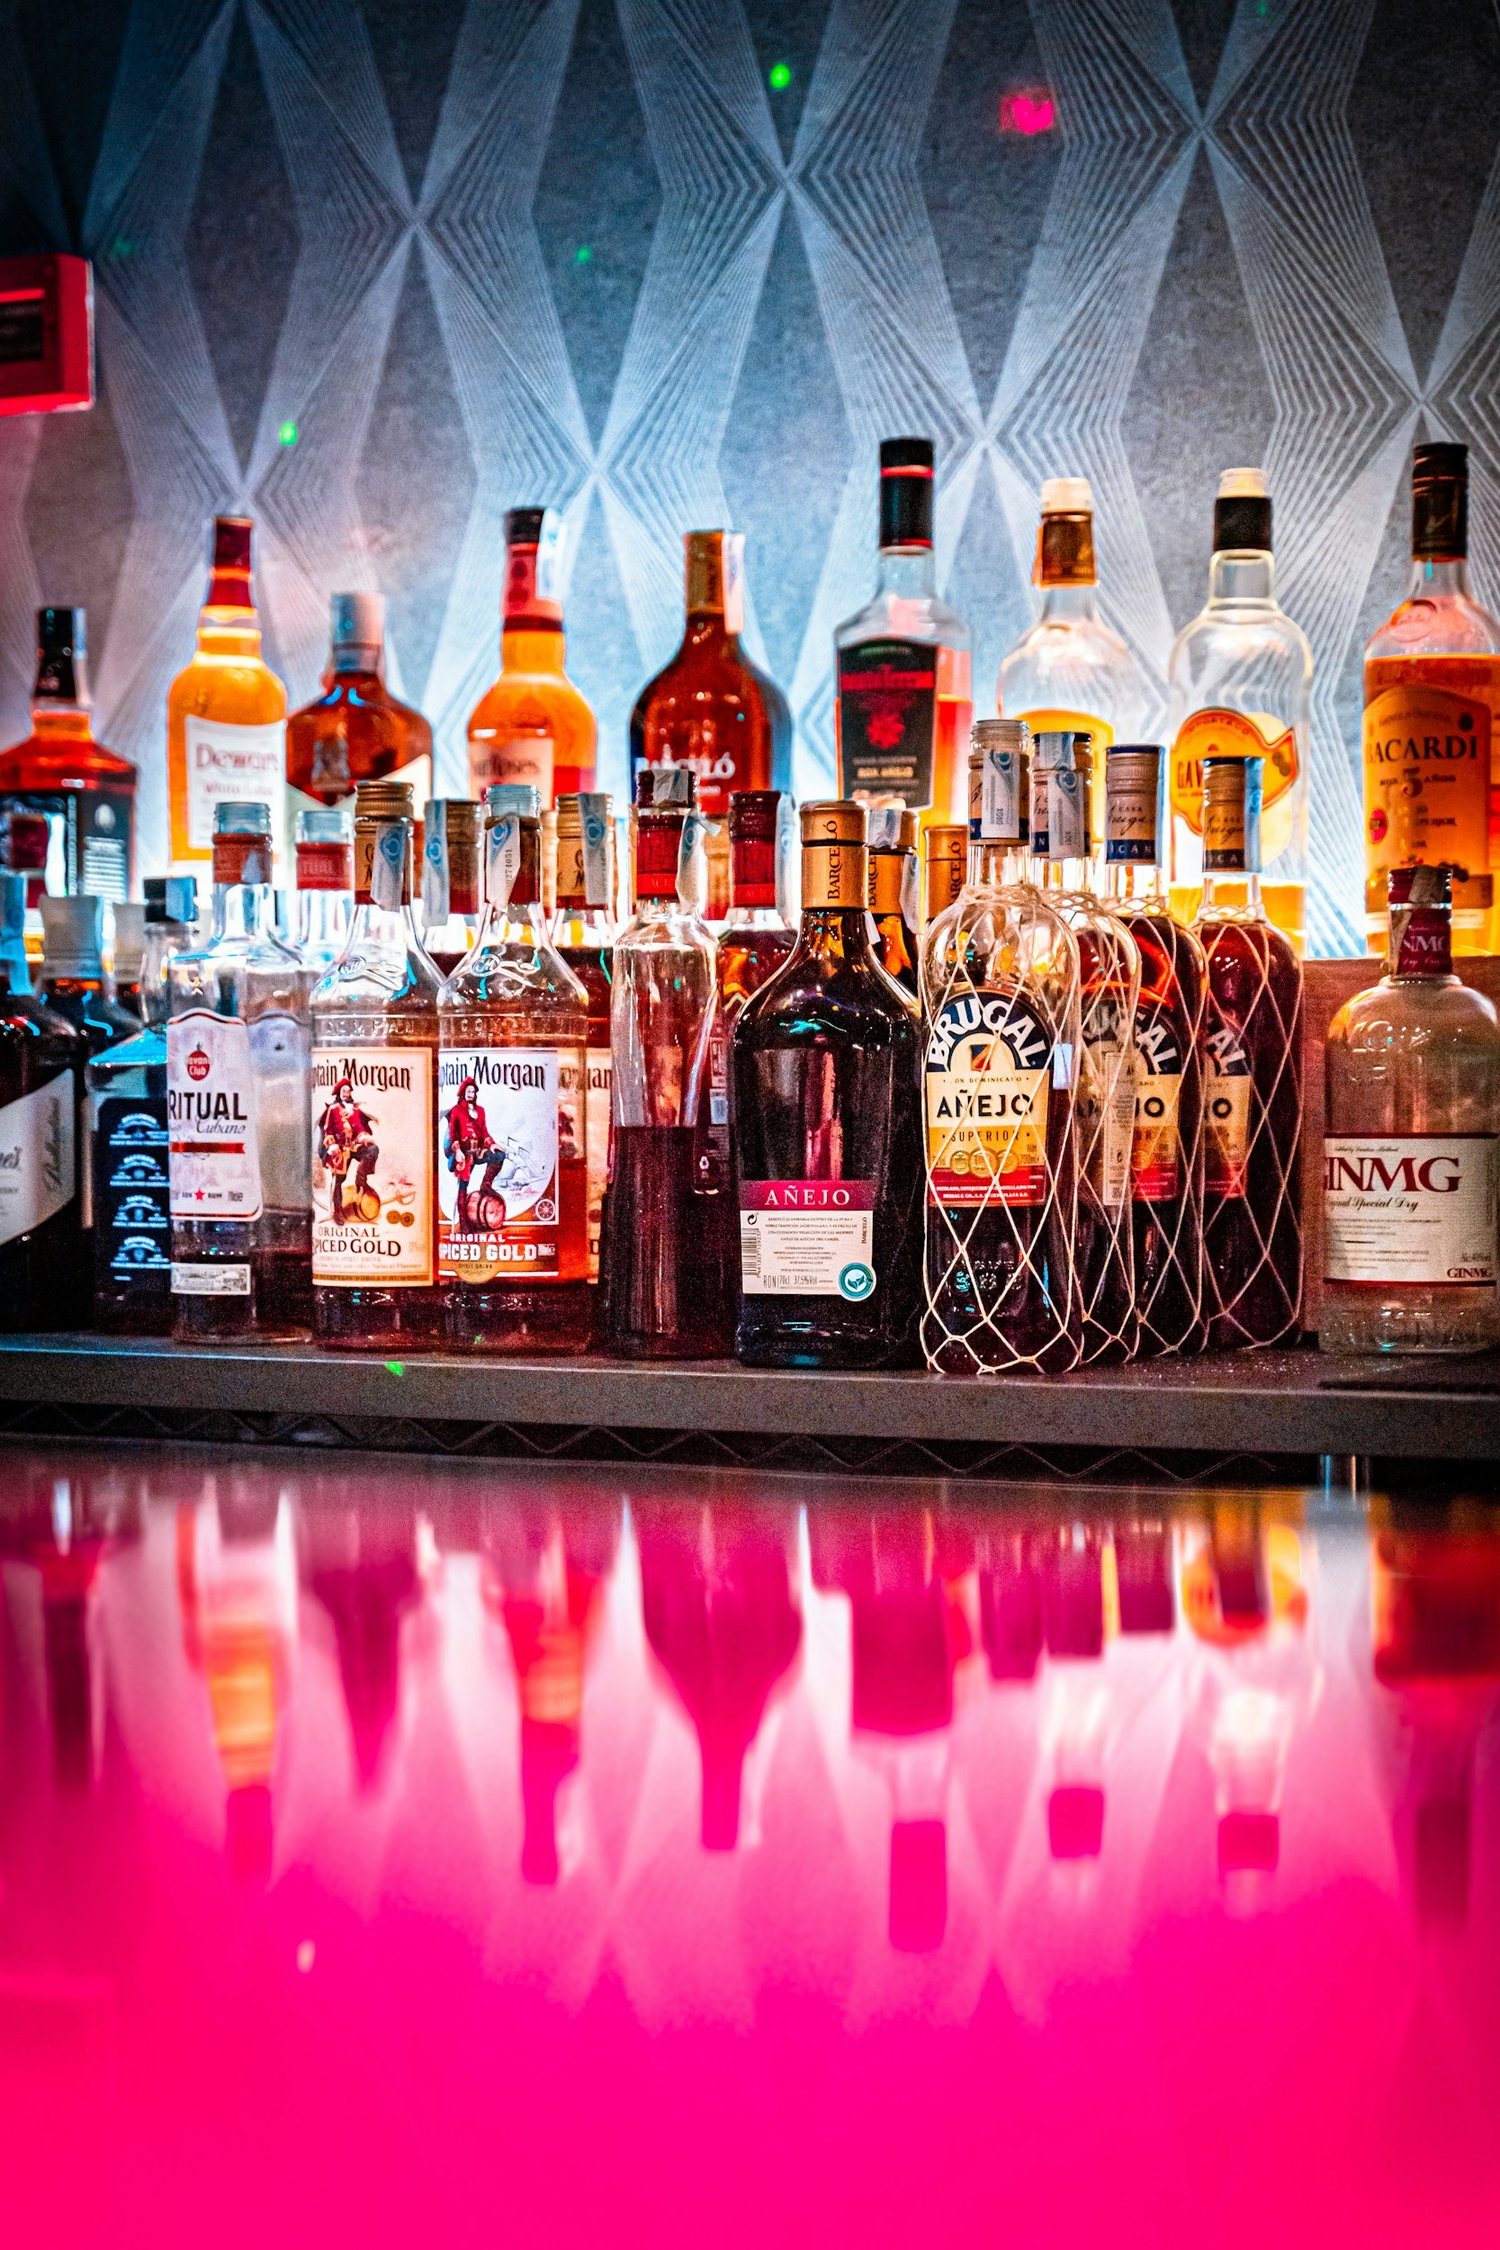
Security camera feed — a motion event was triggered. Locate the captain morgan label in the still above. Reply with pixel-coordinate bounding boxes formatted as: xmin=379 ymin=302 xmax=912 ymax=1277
xmin=837 ymin=639 xmax=938 ymax=807
xmin=312 ymin=1046 xmax=434 ymax=1285
xmin=926 ymin=991 xmax=1052 ymax=1207
xmin=437 ymin=1044 xmax=582 ymax=1285
xmin=1325 ymin=1135 xmax=1498 ymax=1287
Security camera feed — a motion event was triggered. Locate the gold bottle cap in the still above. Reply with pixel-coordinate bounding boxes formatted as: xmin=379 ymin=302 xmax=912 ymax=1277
xmin=1104 ymin=746 xmax=1161 ymax=862
xmin=354 ymin=778 xmax=416 ymax=822
xmin=800 ymin=799 xmax=867 ymax=846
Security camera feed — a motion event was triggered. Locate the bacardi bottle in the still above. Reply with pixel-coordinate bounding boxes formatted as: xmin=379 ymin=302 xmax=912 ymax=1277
xmin=836 ymin=438 xmax=972 ymax=822
xmin=291 ymin=805 xmax=352 ymax=975
xmin=420 ymin=798 xmax=481 ymax=978
xmin=286 ymin=591 xmax=433 ymax=832
xmin=166 ymin=517 xmax=288 ymax=876
xmin=0 ymin=872 xmax=86 ymax=1331
xmin=167 ymin=804 xmax=311 ymax=1339
xmin=467 ymin=507 xmax=596 ymax=805
xmin=733 ymin=800 xmax=923 ymax=1369
xmin=1194 ymin=755 xmax=1304 ymax=1349
xmin=309 ymin=781 xmax=442 ymax=1350
xmin=553 ymin=791 xmax=616 ymax=1285
xmin=866 ymin=802 xmax=920 ymax=995
xmin=0 ymin=606 xmax=136 ymax=905
xmin=437 ymin=786 xmax=591 ymax=1353
xmin=1323 ymin=865 xmax=1500 ymax=1353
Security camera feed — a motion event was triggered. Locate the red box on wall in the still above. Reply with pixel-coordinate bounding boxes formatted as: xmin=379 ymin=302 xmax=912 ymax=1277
xmin=0 ymin=252 xmax=93 ymax=416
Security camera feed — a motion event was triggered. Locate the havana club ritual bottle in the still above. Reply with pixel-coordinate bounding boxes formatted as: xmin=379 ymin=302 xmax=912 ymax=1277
xmin=0 ymin=606 xmax=136 ymax=904
xmin=1194 ymin=755 xmax=1304 ymax=1349
xmin=836 ymin=438 xmax=972 ymax=823
xmin=167 ymin=517 xmax=288 ymax=877
xmin=309 ymin=782 xmax=442 ymax=1350
xmin=1362 ymin=444 xmax=1500 ymax=956
xmin=467 ymin=507 xmax=596 ymax=806
xmin=1323 ymin=865 xmax=1500 ymax=1354
xmin=291 ymin=805 xmax=353 ymax=975
xmin=553 ymin=791 xmax=616 ymax=1284
xmin=287 ymin=592 xmax=433 ymax=831
xmin=734 ymin=800 xmax=923 ymax=1370
xmin=437 ymin=787 xmax=591 ymax=1353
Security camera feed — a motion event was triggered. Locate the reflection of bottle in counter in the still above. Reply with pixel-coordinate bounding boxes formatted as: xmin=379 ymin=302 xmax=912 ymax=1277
xmin=299 ymin=1498 xmax=419 ymax=1793
xmin=25 ymin=1469 xmax=136 ymax=1790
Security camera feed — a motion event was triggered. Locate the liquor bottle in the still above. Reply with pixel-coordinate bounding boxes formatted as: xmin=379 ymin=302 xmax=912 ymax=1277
xmin=1167 ymin=471 xmax=1311 ymax=951
xmin=286 ymin=591 xmax=433 ymax=829
xmin=166 ymin=516 xmax=288 ymax=876
xmin=1323 ymin=864 xmax=1500 ymax=1353
xmin=734 ymin=801 xmax=923 ymax=1369
xmin=438 ymin=785 xmax=591 ymax=1353
xmin=923 ymin=822 xmax=967 ymax=926
xmin=0 ymin=864 xmax=30 ymax=991
xmin=553 ymin=791 xmax=616 ymax=1286
xmin=710 ymin=788 xmax=795 ymax=1183
xmin=600 ymin=769 xmax=735 ymax=1357
xmin=0 ymin=872 xmax=87 ymax=1330
xmin=1035 ymin=733 xmax=1140 ymax=1362
xmin=420 ymin=798 xmax=480 ymax=978
xmin=997 ymin=476 xmax=1149 ymax=851
xmin=835 ymin=437 xmax=972 ymax=822
xmin=167 ymin=803 xmax=311 ymax=1340
xmin=88 ymin=876 xmax=198 ymax=1335
xmin=38 ymin=894 xmax=138 ymax=1053
xmin=866 ymin=802 xmax=920 ymax=995
xmin=111 ymin=901 xmax=147 ymax=1019
xmin=921 ymin=722 xmax=1083 ymax=1372
xmin=0 ymin=606 xmax=136 ymax=904
xmin=629 ymin=531 xmax=792 ymax=853
xmin=291 ymin=805 xmax=352 ymax=975
xmin=467 ymin=507 xmax=596 ymax=804
xmin=1194 ymin=755 xmax=1304 ymax=1348
xmin=1102 ymin=745 xmax=1208 ymax=1355
xmin=309 ymin=780 xmax=442 ymax=1350
xmin=1362 ymin=443 xmax=1500 ymax=956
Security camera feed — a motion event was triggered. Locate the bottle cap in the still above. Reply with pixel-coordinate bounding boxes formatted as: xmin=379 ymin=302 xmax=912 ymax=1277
xmin=1213 ymin=468 xmax=1272 ymax=554
xmin=484 ymin=783 xmax=542 ymax=821
xmin=212 ymin=515 xmax=253 ymax=572
xmin=354 ymin=778 xmax=415 ymax=822
xmin=329 ymin=590 xmax=384 ymax=661
xmin=800 ymin=799 xmax=867 ymax=845
xmin=1412 ymin=442 xmax=1468 ymax=561
xmin=41 ymin=893 xmax=106 ymax=977
xmin=1040 ymin=476 xmax=1093 ymax=514
xmin=970 ymin=717 xmax=1030 ymax=762
xmin=296 ymin=805 xmax=350 ymax=844
xmin=1387 ymin=862 xmax=1453 ymax=977
xmin=1105 ymin=745 xmax=1162 ymax=863
xmin=111 ymin=900 xmax=146 ymax=980
xmin=144 ymin=875 xmax=198 ymax=928
xmin=503 ymin=508 xmax=564 ymax=625
xmin=34 ymin=606 xmax=87 ymax=703
xmin=505 ymin=506 xmax=546 ymax=547
xmin=214 ymin=801 xmax=271 ymax=837
xmin=878 ymin=435 xmax=935 ymax=549
xmin=636 ymin=765 xmax=696 ymax=809
xmin=296 ymin=805 xmax=353 ymax=893
xmin=924 ymin=824 xmax=968 ymax=917
xmin=1202 ymin=754 xmax=1261 ymax=872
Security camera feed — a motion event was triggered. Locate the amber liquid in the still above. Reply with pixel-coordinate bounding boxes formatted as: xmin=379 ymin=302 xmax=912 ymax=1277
xmin=629 ymin=618 xmax=789 ymax=822
xmin=286 ymin=670 xmax=434 ymax=806
xmin=1170 ymin=880 xmax=1304 ymax=956
xmin=467 ymin=629 xmax=596 ymax=805
xmin=601 ymin=1125 xmax=734 ymax=1358
xmin=166 ymin=605 xmax=286 ymax=870
xmin=1361 ymin=652 xmax=1499 ymax=955
xmin=1118 ymin=903 xmax=1207 ymax=1356
xmin=1199 ymin=914 xmax=1303 ymax=1349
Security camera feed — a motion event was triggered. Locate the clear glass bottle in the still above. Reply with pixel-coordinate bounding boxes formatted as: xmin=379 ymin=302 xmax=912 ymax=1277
xmin=1167 ymin=470 xmax=1312 ymax=952
xmin=0 ymin=871 xmax=87 ymax=1331
xmin=38 ymin=893 xmax=139 ymax=1053
xmin=286 ymin=591 xmax=434 ymax=826
xmin=167 ymin=803 xmax=311 ymax=1340
xmin=88 ymin=877 xmax=199 ymax=1335
xmin=921 ymin=722 xmax=1083 ymax=1371
xmin=309 ymin=782 xmax=442 ymax=1351
xmin=438 ymin=785 xmax=592 ymax=1353
xmin=467 ymin=507 xmax=596 ymax=805
xmin=292 ymin=804 xmax=353 ymax=975
xmin=733 ymin=800 xmax=923 ymax=1370
xmin=1362 ymin=443 xmax=1500 ymax=956
xmin=600 ymin=769 xmax=735 ymax=1358
xmin=111 ymin=901 xmax=147 ymax=1020
xmin=1323 ymin=865 xmax=1500 ymax=1353
xmin=553 ymin=791 xmax=616 ymax=1287
xmin=710 ymin=788 xmax=795 ymax=1189
xmin=836 ymin=437 xmax=973 ymax=825
xmin=0 ymin=605 xmax=137 ymax=906
xmin=1193 ymin=755 xmax=1304 ymax=1349
xmin=997 ymin=477 xmax=1149 ymax=855
xmin=1101 ymin=747 xmax=1208 ymax=1355
xmin=420 ymin=798 xmax=481 ymax=979
xmin=866 ymin=801 xmax=920 ymax=996
xmin=166 ymin=517 xmax=288 ymax=877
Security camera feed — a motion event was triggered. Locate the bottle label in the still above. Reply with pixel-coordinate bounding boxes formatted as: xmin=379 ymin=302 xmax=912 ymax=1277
xmin=1080 ymin=1015 xmax=1134 ymax=1210
xmin=437 ymin=1045 xmax=579 ymax=1284
xmin=1045 ymin=768 xmax=1088 ymax=861
xmin=0 ymin=1073 xmax=76 ymax=1246
xmin=1131 ymin=1009 xmax=1183 ymax=1202
xmin=1171 ymin=707 xmax=1298 ymax=852
xmin=1362 ymin=680 xmax=1492 ymax=880
xmin=171 ymin=1260 xmax=251 ymax=1296
xmin=925 ymin=992 xmax=1051 ymax=1207
xmin=167 ymin=1011 xmax=263 ymax=1220
xmin=93 ymin=1092 xmax=171 ymax=1290
xmin=296 ymin=839 xmax=353 ymax=893
xmin=738 ymin=1179 xmax=877 ymax=1299
xmin=1324 ymin=1135 xmax=1498 ymax=1286
xmin=837 ymin=640 xmax=939 ymax=806
xmin=421 ymin=820 xmax=450 ymax=926
xmin=1204 ymin=1028 xmax=1252 ymax=1197
xmin=311 ymin=1046 xmax=434 ymax=1285
xmin=1105 ymin=754 xmax=1160 ymax=862
xmin=801 ymin=837 xmax=867 ymax=911
xmin=1017 ymin=709 xmax=1113 ymax=762
xmin=183 ymin=716 xmax=286 ymax=859
xmin=0 ymin=786 xmax=133 ymax=903
xmin=470 ymin=731 xmax=555 ymax=802
xmin=585 ymin=1046 xmax=611 ymax=1280
xmin=971 ymin=746 xmax=1023 ymax=841
xmin=581 ymin=794 xmax=613 ymax=908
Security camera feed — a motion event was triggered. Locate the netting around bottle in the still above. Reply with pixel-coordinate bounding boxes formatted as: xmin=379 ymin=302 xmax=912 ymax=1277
xmin=1198 ymin=915 xmax=1304 ymax=1349
xmin=1134 ymin=915 xmax=1209 ymax=1358
xmin=1065 ymin=897 xmax=1141 ymax=1365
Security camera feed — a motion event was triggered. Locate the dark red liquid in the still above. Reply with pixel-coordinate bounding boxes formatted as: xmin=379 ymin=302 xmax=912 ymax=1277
xmin=1200 ymin=914 xmax=1303 ymax=1349
xmin=1120 ymin=904 xmax=1207 ymax=1356
xmin=601 ymin=1124 xmax=734 ymax=1357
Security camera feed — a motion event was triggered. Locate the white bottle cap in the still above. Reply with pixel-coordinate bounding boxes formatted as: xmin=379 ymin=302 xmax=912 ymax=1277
xmin=1217 ymin=467 xmax=1268 ymax=500
xmin=1040 ymin=476 xmax=1093 ymax=515
xmin=330 ymin=590 xmax=385 ymax=657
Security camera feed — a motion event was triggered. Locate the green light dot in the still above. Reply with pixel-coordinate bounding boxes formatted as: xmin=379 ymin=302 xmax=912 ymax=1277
xmin=385 ymin=1360 xmax=405 ymax=1377
xmin=574 ymin=244 xmax=593 ymax=265
xmin=278 ymin=419 xmax=299 ymax=447
xmin=768 ymin=61 xmax=792 ymax=91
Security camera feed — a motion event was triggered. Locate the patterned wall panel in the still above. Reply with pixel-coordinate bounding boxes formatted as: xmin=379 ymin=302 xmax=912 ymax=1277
xmin=0 ymin=0 xmax=1496 ymax=952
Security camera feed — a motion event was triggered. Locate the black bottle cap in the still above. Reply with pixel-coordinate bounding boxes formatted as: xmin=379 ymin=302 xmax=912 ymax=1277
xmin=1412 ymin=441 xmax=1468 ymax=560
xmin=34 ymin=606 xmax=85 ymax=701
xmin=879 ymin=436 xmax=934 ymax=549
xmin=1212 ymin=470 xmax=1272 ymax=553
xmin=505 ymin=506 xmax=547 ymax=547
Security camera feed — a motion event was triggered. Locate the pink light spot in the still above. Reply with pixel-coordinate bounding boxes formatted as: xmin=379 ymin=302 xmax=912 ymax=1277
xmin=999 ymin=88 xmax=1056 ymax=136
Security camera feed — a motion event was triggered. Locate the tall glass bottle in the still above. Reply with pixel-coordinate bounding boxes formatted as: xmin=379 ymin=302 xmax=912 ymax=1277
xmin=291 ymin=805 xmax=352 ymax=975
xmin=1323 ymin=865 xmax=1500 ymax=1354
xmin=112 ymin=901 xmax=147 ymax=1020
xmin=1194 ymin=756 xmax=1304 ymax=1349
xmin=0 ymin=872 xmax=87 ymax=1330
xmin=166 ymin=517 xmax=288 ymax=877
xmin=38 ymin=894 xmax=138 ymax=1053
xmin=601 ymin=770 xmax=734 ymax=1358
xmin=835 ymin=437 xmax=972 ymax=824
xmin=1102 ymin=746 xmax=1208 ymax=1355
xmin=466 ymin=507 xmax=596 ymax=805
xmin=1362 ymin=443 xmax=1500 ymax=956
xmin=553 ymin=791 xmax=616 ymax=1288
xmin=866 ymin=802 xmax=920 ymax=995
xmin=921 ymin=722 xmax=1082 ymax=1372
xmin=733 ymin=801 xmax=922 ymax=1369
xmin=420 ymin=798 xmax=481 ymax=978
xmin=310 ymin=782 xmax=442 ymax=1350
xmin=88 ymin=877 xmax=198 ymax=1335
xmin=438 ymin=786 xmax=591 ymax=1353
xmin=167 ymin=804 xmax=311 ymax=1340
xmin=286 ymin=591 xmax=433 ymax=828
xmin=0 ymin=606 xmax=136 ymax=904
xmin=710 ymin=788 xmax=795 ymax=1187
xmin=1167 ymin=471 xmax=1311 ymax=951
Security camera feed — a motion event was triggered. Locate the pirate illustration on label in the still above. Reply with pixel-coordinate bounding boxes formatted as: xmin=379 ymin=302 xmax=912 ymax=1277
xmin=443 ymin=1077 xmax=553 ymax=1232
xmin=318 ymin=1078 xmax=380 ymax=1222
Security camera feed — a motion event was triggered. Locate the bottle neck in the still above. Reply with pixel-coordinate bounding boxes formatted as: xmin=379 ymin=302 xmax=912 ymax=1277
xmin=140 ymin=926 xmax=190 ymax=1024
xmin=212 ymin=880 xmax=272 ymax=943
xmin=724 ymin=904 xmax=787 ymax=932
xmin=1201 ymin=864 xmax=1264 ymax=919
xmin=500 ymin=624 xmax=566 ymax=674
xmin=1406 ymin=555 xmax=1471 ymax=600
xmin=554 ymin=900 xmax=614 ymax=947
xmin=330 ymin=647 xmax=384 ymax=680
xmin=875 ymin=544 xmax=935 ymax=600
xmin=1103 ymin=857 xmax=1167 ymax=906
xmin=971 ymin=836 xmax=1028 ymax=889
xmin=1208 ymin=549 xmax=1276 ymax=606
xmin=344 ymin=897 xmax=420 ymax=957
xmin=28 ymin=702 xmax=95 ymax=738
xmin=297 ymin=889 xmax=352 ymax=954
xmin=1036 ymin=581 xmax=1099 ymax=624
xmin=794 ymin=839 xmax=877 ymax=965
xmin=1388 ymin=897 xmax=1454 ymax=980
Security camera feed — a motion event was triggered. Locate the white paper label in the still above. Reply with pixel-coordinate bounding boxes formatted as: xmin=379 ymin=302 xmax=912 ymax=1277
xmin=579 ymin=792 xmax=612 ymax=909
xmin=1045 ymin=767 xmax=1087 ymax=861
xmin=167 ymin=1011 xmax=263 ymax=1220
xmin=171 ymin=1260 xmax=252 ymax=1296
xmin=0 ymin=1075 xmax=76 ymax=1246
xmin=738 ymin=1180 xmax=877 ymax=1298
xmin=1324 ymin=1135 xmax=1498 ymax=1286
xmin=486 ymin=814 xmax=521 ymax=909
xmin=585 ymin=1046 xmax=611 ymax=1278
xmin=371 ymin=821 xmax=408 ymax=911
xmin=978 ymin=747 xmax=1022 ymax=841
xmin=184 ymin=716 xmax=286 ymax=858
xmin=421 ymin=805 xmax=450 ymax=927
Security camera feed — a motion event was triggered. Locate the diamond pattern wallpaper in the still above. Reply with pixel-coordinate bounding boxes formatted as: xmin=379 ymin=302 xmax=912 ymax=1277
xmin=0 ymin=0 xmax=1497 ymax=952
